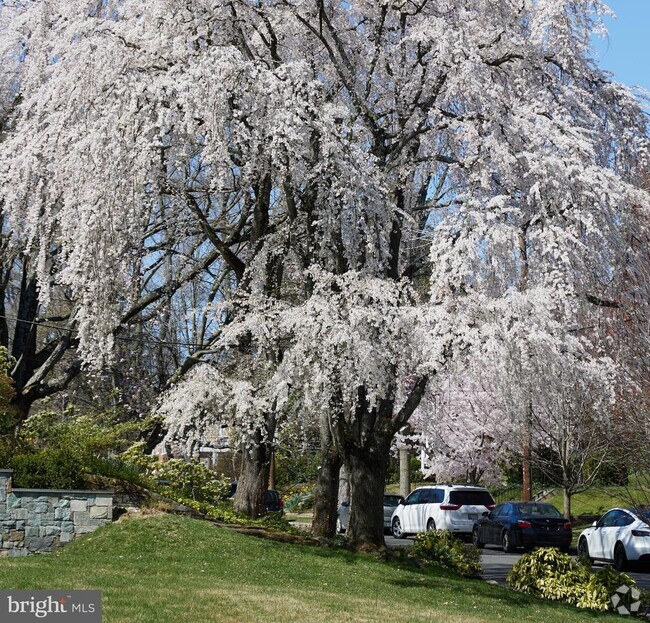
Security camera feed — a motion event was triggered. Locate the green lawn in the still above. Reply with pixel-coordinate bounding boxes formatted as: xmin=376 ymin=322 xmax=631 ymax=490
xmin=0 ymin=513 xmax=621 ymax=622
xmin=546 ymin=484 xmax=650 ymax=519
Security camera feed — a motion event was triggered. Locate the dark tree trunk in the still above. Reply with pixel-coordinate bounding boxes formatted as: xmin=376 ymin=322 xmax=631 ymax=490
xmin=332 ymin=378 xmax=429 ymax=551
xmin=346 ymin=441 xmax=391 ymax=551
xmin=11 ymin=392 xmax=33 ymax=427
xmin=11 ymin=264 xmax=38 ymax=392
xmin=234 ymin=418 xmax=276 ymax=518
xmin=312 ymin=413 xmax=341 ymax=537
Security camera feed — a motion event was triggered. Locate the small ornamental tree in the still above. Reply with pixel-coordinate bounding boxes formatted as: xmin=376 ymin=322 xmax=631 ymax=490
xmin=411 ymin=367 xmax=513 ymax=485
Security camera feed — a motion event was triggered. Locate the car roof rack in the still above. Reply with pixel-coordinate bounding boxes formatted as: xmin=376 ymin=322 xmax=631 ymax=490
xmin=434 ymin=482 xmax=486 ymax=488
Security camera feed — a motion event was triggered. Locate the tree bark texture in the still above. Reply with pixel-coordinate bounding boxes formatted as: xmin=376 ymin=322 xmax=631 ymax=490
xmin=345 ymin=442 xmax=391 ymax=551
xmin=332 ymin=378 xmax=428 ymax=551
xmin=312 ymin=409 xmax=342 ymax=537
xmin=311 ymin=443 xmax=341 ymax=537
xmin=234 ymin=420 xmax=275 ymax=518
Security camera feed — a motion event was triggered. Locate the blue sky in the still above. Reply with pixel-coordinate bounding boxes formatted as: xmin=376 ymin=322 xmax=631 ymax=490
xmin=593 ymin=0 xmax=650 ymax=93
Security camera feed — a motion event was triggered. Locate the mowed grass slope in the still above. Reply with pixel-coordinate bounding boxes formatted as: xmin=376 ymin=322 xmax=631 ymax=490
xmin=0 ymin=514 xmax=617 ymax=623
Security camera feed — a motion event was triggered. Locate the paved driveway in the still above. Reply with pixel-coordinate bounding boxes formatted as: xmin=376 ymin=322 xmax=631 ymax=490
xmin=385 ymin=536 xmax=650 ymax=590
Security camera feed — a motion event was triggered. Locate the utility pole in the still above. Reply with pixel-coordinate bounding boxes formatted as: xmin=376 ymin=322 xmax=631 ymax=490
xmin=398 ymin=425 xmax=412 ymax=498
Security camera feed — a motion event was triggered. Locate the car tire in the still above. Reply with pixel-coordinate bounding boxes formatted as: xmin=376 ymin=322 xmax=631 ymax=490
xmin=472 ymin=527 xmax=485 ymax=549
xmin=577 ymin=537 xmax=592 ymax=563
xmin=502 ymin=530 xmax=516 ymax=553
xmin=336 ymin=516 xmax=344 ymax=534
xmin=392 ymin=516 xmax=406 ymax=539
xmin=426 ymin=519 xmax=436 ymax=532
xmin=614 ymin=542 xmax=628 ymax=572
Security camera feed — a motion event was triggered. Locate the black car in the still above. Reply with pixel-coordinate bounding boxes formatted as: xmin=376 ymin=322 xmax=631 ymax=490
xmin=266 ymin=489 xmax=284 ymax=513
xmin=472 ymin=501 xmax=572 ymax=552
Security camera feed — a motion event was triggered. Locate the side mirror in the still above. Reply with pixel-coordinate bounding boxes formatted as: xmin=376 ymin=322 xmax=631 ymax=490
xmin=482 ymin=511 xmax=489 ymax=517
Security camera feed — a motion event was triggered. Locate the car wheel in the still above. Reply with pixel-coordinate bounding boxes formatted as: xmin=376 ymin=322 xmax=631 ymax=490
xmin=502 ymin=530 xmax=516 ymax=553
xmin=392 ymin=516 xmax=406 ymax=539
xmin=336 ymin=516 xmax=344 ymax=534
xmin=577 ymin=537 xmax=592 ymax=563
xmin=614 ymin=542 xmax=628 ymax=572
xmin=472 ymin=527 xmax=485 ymax=549
xmin=426 ymin=519 xmax=436 ymax=532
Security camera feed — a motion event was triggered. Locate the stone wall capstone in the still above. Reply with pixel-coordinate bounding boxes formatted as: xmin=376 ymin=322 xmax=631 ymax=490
xmin=0 ymin=469 xmax=113 ymax=556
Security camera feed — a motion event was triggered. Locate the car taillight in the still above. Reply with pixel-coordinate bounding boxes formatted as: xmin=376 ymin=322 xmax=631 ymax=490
xmin=517 ymin=520 xmax=532 ymax=529
xmin=278 ymin=497 xmax=284 ymax=509
xmin=563 ymin=523 xmax=572 ymax=531
xmin=632 ymin=529 xmax=650 ymax=537
xmin=440 ymin=504 xmax=462 ymax=511
xmin=487 ymin=504 xmax=496 ymax=510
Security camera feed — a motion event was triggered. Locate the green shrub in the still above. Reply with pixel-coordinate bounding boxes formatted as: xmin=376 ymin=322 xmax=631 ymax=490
xmin=154 ymin=459 xmax=231 ymax=502
xmin=577 ymin=565 xmax=645 ymax=612
xmin=122 ymin=443 xmax=230 ymax=503
xmin=84 ymin=456 xmax=150 ymax=487
xmin=411 ymin=530 xmax=482 ymax=578
xmin=173 ymin=497 xmax=301 ymax=534
xmin=21 ymin=410 xmax=151 ymax=460
xmin=507 ymin=548 xmax=647 ymax=613
xmin=10 ymin=449 xmax=87 ymax=489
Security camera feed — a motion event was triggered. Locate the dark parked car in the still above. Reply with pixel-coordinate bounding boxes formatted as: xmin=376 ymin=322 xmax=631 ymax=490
xmin=472 ymin=501 xmax=572 ymax=552
xmin=337 ymin=494 xmax=404 ymax=533
xmin=266 ymin=489 xmax=284 ymax=514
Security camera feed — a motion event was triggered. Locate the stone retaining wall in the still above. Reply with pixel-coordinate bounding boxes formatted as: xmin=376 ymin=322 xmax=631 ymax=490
xmin=0 ymin=469 xmax=113 ymax=556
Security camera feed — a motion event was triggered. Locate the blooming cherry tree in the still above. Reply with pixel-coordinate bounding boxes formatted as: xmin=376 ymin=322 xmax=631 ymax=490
xmin=1 ymin=0 xmax=648 ymax=547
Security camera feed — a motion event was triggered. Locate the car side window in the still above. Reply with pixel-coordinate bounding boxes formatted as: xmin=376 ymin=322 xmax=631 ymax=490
xmin=502 ymin=504 xmax=514 ymax=517
xmin=432 ymin=489 xmax=444 ymax=503
xmin=616 ymin=512 xmax=635 ymax=527
xmin=405 ymin=490 xmax=423 ymax=505
xmin=489 ymin=505 xmax=504 ymax=519
xmin=598 ymin=511 xmax=617 ymax=528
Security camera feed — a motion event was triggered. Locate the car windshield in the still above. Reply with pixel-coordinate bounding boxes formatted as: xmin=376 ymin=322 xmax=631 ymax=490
xmin=449 ymin=490 xmax=494 ymax=506
xmin=517 ymin=503 xmax=562 ymax=518
xmin=383 ymin=495 xmax=403 ymax=506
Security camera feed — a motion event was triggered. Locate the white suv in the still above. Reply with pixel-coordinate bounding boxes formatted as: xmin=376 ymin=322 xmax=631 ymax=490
xmin=391 ymin=484 xmax=495 ymax=539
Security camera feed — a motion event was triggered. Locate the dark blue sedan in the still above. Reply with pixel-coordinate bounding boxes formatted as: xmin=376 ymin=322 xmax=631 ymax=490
xmin=472 ymin=502 xmax=572 ymax=552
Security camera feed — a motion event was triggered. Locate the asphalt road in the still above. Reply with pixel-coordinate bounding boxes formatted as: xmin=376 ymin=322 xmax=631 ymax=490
xmin=385 ymin=535 xmax=650 ymax=590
